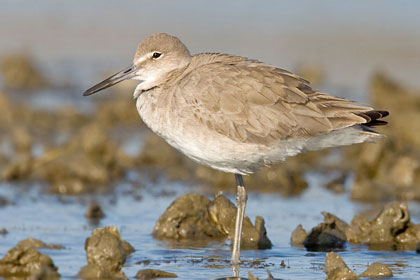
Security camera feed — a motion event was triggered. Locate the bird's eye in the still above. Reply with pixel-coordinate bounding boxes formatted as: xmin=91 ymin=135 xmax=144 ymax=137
xmin=152 ymin=52 xmax=161 ymax=59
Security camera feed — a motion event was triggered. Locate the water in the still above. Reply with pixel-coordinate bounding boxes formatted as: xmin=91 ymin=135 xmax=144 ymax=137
xmin=1 ymin=0 xmax=420 ymax=92
xmin=1 ymin=174 xmax=419 ymax=279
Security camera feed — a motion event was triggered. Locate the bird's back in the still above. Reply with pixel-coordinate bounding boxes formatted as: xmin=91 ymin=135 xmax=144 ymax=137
xmin=169 ymin=53 xmax=385 ymax=143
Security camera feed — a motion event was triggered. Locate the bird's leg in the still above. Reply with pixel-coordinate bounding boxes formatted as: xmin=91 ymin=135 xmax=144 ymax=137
xmin=231 ymin=173 xmax=247 ymax=275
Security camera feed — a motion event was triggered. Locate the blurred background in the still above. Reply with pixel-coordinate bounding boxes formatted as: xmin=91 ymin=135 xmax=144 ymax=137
xmin=0 ymin=0 xmax=420 ymax=279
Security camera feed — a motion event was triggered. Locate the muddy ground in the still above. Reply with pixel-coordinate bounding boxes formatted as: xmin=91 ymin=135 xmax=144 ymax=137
xmin=0 ymin=51 xmax=420 ymax=279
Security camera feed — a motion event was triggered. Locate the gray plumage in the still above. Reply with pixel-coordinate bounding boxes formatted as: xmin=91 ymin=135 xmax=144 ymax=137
xmin=84 ymin=33 xmax=388 ymax=269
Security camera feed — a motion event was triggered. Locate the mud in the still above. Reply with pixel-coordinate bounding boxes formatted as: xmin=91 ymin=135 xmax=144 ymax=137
xmin=324 ymin=173 xmax=347 ymax=194
xmin=0 ymin=238 xmax=60 ymax=279
xmin=78 ymin=226 xmax=134 ymax=279
xmin=349 ymin=73 xmax=420 ymax=202
xmin=293 ymin=202 xmax=420 ymax=251
xmin=209 ymin=194 xmax=272 ymax=249
xmin=153 ymin=193 xmax=271 ymax=249
xmin=0 ymin=89 xmax=132 ymax=194
xmin=346 ymin=201 xmax=420 ymax=248
xmin=153 ymin=193 xmax=225 ymax=241
xmin=135 ymin=269 xmax=177 ymax=279
xmin=0 ymin=53 xmax=48 ymax=90
xmin=17 ymin=238 xmax=63 ymax=250
xmin=324 ymin=252 xmax=358 ymax=280
xmin=290 ymin=225 xmax=307 ymax=245
xmin=359 ymin=262 xmax=393 ymax=278
xmin=85 ymin=202 xmax=105 ymax=220
xmin=324 ymin=252 xmax=392 ymax=279
xmin=302 ymin=212 xmax=348 ymax=251
xmin=292 ymin=212 xmax=348 ymax=250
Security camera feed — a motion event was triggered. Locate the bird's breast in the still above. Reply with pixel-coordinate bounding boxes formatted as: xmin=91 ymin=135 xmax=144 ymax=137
xmin=134 ymin=90 xmax=269 ymax=174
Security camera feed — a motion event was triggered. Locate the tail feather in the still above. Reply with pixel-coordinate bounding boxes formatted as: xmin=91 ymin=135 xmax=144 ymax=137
xmin=357 ymin=110 xmax=389 ymax=127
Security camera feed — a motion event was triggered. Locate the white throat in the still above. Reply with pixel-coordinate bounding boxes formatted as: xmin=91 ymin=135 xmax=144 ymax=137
xmin=132 ymin=74 xmax=159 ymax=99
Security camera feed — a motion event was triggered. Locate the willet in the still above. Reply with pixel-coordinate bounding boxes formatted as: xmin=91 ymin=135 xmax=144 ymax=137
xmin=84 ymin=33 xmax=388 ymax=274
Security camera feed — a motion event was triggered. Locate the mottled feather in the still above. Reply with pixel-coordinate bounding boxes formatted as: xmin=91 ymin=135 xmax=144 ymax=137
xmin=166 ymin=53 xmax=375 ymax=144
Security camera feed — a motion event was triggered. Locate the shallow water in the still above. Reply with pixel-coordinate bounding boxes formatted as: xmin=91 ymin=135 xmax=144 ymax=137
xmin=1 ymin=172 xmax=420 ymax=279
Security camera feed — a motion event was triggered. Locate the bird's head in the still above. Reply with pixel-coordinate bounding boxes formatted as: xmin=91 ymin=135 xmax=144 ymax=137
xmin=83 ymin=33 xmax=191 ymax=97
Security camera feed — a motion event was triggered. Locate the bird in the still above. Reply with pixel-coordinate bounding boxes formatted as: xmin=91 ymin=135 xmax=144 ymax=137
xmin=84 ymin=33 xmax=388 ymax=274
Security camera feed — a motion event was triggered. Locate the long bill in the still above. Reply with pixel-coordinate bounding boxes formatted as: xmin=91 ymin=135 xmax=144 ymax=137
xmin=83 ymin=64 xmax=138 ymax=96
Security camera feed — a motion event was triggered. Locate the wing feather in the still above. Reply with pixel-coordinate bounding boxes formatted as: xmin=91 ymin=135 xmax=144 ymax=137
xmin=171 ymin=54 xmax=374 ymax=144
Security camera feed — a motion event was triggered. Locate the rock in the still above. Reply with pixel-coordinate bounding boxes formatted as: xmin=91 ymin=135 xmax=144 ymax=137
xmin=37 ymin=148 xmax=111 ymax=185
xmin=209 ymin=194 xmax=272 ymax=249
xmin=17 ymin=238 xmax=62 ymax=250
xmin=85 ymin=203 xmax=105 ymax=220
xmin=324 ymin=173 xmax=347 ymax=194
xmin=349 ymin=73 xmax=420 ymax=202
xmin=135 ymin=269 xmax=177 ymax=279
xmin=248 ymin=271 xmax=259 ymax=280
xmin=389 ymin=156 xmax=419 ymax=188
xmin=321 ymin=212 xmax=348 ymax=237
xmin=0 ymin=53 xmax=48 ymax=90
xmin=31 ymin=122 xmax=125 ymax=194
xmin=324 ymin=252 xmax=358 ymax=280
xmin=12 ymin=126 xmax=32 ymax=155
xmin=29 ymin=264 xmax=61 ymax=280
xmin=0 ymin=245 xmax=59 ymax=279
xmin=78 ymin=265 xmax=127 ymax=280
xmin=290 ymin=224 xmax=307 ymax=245
xmin=395 ymin=223 xmax=420 ymax=244
xmin=346 ymin=201 xmax=409 ymax=245
xmin=303 ymin=212 xmax=348 ymax=251
xmin=0 ymin=195 xmax=9 ymax=207
xmin=1 ymin=154 xmax=33 ymax=181
xmin=0 ymin=228 xmax=7 ymax=235
xmin=49 ymin=178 xmax=89 ymax=195
xmin=153 ymin=193 xmax=272 ymax=249
xmin=78 ymin=226 xmax=133 ymax=279
xmin=359 ymin=262 xmax=392 ymax=278
xmin=153 ymin=193 xmax=224 ymax=241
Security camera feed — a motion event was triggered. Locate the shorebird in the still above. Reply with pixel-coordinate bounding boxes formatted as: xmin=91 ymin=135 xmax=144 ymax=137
xmin=84 ymin=33 xmax=388 ymax=273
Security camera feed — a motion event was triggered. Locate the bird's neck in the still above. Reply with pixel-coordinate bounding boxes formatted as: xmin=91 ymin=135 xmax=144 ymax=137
xmin=133 ymin=64 xmax=189 ymax=99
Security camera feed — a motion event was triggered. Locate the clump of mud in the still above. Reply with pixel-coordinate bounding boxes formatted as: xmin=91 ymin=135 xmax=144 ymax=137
xmin=153 ymin=193 xmax=272 ymax=249
xmin=0 ymin=88 xmax=137 ymax=195
xmin=78 ymin=226 xmax=134 ymax=279
xmin=85 ymin=202 xmax=105 ymax=220
xmin=17 ymin=238 xmax=63 ymax=250
xmin=349 ymin=73 xmax=420 ymax=202
xmin=0 ymin=238 xmax=60 ymax=279
xmin=301 ymin=212 xmax=348 ymax=251
xmin=0 ymin=53 xmax=48 ymax=90
xmin=292 ymin=201 xmax=420 ymax=250
xmin=135 ymin=269 xmax=177 ymax=279
xmin=324 ymin=252 xmax=392 ymax=279
xmin=324 ymin=252 xmax=358 ymax=280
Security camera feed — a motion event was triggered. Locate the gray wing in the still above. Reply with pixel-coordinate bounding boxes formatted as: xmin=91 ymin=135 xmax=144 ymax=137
xmin=172 ymin=54 xmax=373 ymax=145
